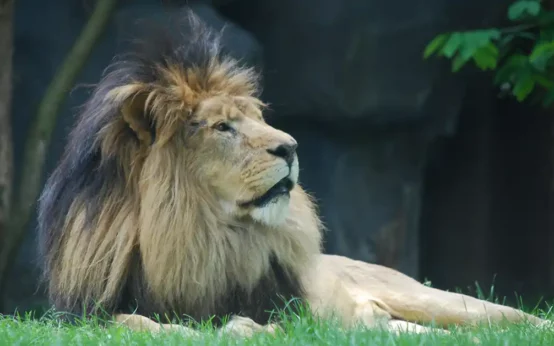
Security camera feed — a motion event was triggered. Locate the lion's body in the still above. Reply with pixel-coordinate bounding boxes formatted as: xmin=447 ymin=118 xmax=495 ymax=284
xmin=37 ymin=9 xmax=549 ymax=336
xmin=37 ymin=12 xmax=321 ymax=326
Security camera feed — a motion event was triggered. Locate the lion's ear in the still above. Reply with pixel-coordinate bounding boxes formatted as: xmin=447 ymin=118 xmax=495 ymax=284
xmin=107 ymin=84 xmax=155 ymax=145
xmin=121 ymin=92 xmax=155 ymax=145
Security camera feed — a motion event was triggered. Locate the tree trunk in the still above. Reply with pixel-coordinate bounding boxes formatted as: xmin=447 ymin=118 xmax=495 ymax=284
xmin=0 ymin=0 xmax=14 ymax=279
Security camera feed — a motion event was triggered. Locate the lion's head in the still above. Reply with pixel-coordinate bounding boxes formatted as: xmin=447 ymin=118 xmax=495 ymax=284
xmin=38 ymin=10 xmax=322 ymax=319
xmin=105 ymin=29 xmax=301 ymax=227
xmin=187 ymin=94 xmax=300 ymax=226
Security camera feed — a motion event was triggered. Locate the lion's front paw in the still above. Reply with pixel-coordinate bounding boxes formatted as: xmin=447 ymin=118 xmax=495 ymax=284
xmin=219 ymin=316 xmax=281 ymax=338
xmin=158 ymin=323 xmax=200 ymax=337
xmin=262 ymin=323 xmax=283 ymax=334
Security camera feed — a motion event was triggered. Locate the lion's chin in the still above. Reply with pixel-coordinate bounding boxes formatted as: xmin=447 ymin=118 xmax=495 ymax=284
xmin=250 ymin=195 xmax=291 ymax=227
xmin=237 ymin=176 xmax=295 ymax=226
xmin=245 ymin=177 xmax=293 ymax=227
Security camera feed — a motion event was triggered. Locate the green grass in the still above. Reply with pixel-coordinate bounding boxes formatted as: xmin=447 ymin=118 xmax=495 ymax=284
xmin=1 ymin=308 xmax=554 ymax=346
xmin=2 ymin=283 xmax=554 ymax=346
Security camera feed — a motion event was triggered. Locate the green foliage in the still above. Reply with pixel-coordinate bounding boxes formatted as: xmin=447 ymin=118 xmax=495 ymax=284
xmin=423 ymin=0 xmax=554 ymax=106
xmin=509 ymin=0 xmax=541 ymax=20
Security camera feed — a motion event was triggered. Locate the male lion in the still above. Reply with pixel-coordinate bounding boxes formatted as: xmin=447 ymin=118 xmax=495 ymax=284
xmin=37 ymin=10 xmax=548 ymax=336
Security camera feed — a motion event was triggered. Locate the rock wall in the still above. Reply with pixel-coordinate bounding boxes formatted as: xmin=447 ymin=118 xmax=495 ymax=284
xmin=215 ymin=0 xmax=511 ymax=277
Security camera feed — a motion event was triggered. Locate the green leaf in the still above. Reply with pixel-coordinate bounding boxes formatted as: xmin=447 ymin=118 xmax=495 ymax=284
xmin=472 ymin=43 xmax=499 ymax=70
xmin=508 ymin=0 xmax=542 ymax=21
xmin=452 ymin=54 xmax=470 ymax=72
xmin=494 ymin=54 xmax=528 ymax=85
xmin=529 ymin=41 xmax=554 ymax=71
xmin=424 ymin=29 xmax=501 ymax=66
xmin=512 ymin=72 xmax=536 ymax=101
xmin=463 ymin=29 xmax=501 ymax=45
xmin=440 ymin=33 xmax=463 ymax=58
xmin=423 ymin=34 xmax=449 ymax=59
xmin=533 ymin=73 xmax=554 ymax=88
xmin=459 ymin=30 xmax=501 ymax=56
xmin=441 ymin=29 xmax=502 ymax=71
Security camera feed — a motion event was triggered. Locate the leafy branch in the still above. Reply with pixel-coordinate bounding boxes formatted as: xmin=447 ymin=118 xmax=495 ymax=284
xmin=424 ymin=0 xmax=554 ymax=106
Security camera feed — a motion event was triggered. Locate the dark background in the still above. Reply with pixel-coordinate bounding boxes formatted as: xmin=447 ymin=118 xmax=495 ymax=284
xmin=4 ymin=0 xmax=554 ymax=314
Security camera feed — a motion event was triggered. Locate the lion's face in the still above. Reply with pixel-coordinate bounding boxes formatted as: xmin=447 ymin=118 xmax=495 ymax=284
xmin=185 ymin=95 xmax=299 ymax=226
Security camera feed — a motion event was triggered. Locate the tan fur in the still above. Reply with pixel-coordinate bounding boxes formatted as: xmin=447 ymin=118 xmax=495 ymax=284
xmin=46 ymin=15 xmax=550 ymax=337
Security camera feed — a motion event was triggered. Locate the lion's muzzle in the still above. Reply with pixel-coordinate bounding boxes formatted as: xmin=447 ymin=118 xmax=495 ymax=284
xmin=266 ymin=142 xmax=298 ymax=168
xmin=236 ymin=126 xmax=299 ymax=222
xmin=239 ymin=176 xmax=294 ymax=208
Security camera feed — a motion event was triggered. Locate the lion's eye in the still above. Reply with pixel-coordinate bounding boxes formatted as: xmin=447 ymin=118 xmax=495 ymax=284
xmin=214 ymin=122 xmax=232 ymax=132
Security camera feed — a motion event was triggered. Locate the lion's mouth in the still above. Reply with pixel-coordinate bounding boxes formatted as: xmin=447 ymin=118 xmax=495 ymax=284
xmin=239 ymin=177 xmax=294 ymax=208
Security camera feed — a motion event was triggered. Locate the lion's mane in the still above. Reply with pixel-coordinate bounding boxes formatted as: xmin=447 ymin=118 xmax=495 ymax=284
xmin=37 ymin=11 xmax=322 ymax=325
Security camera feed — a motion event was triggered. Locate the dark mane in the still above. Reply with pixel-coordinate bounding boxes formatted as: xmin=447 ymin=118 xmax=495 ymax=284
xmin=37 ymin=8 xmax=258 ymax=313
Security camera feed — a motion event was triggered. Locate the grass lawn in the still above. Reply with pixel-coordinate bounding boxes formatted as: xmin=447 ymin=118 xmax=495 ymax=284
xmin=1 ymin=285 xmax=552 ymax=346
xmin=1 ymin=309 xmax=554 ymax=346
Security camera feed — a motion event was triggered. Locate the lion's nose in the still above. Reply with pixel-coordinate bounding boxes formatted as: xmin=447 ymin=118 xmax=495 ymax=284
xmin=267 ymin=141 xmax=298 ymax=166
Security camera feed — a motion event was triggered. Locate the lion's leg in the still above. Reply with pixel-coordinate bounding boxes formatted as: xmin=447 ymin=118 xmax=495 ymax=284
xmin=113 ymin=314 xmax=199 ymax=336
xmin=306 ymin=271 xmax=442 ymax=334
xmin=305 ymin=263 xmax=418 ymax=331
xmin=218 ymin=315 xmax=282 ymax=337
xmin=388 ymin=285 xmax=545 ymax=328
xmin=115 ymin=314 xmax=280 ymax=338
xmin=320 ymin=254 xmax=546 ymax=328
xmin=354 ymin=271 xmax=543 ymax=327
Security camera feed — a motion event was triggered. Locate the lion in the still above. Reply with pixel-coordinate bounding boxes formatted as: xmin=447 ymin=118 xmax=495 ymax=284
xmin=37 ymin=10 xmax=549 ymax=337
